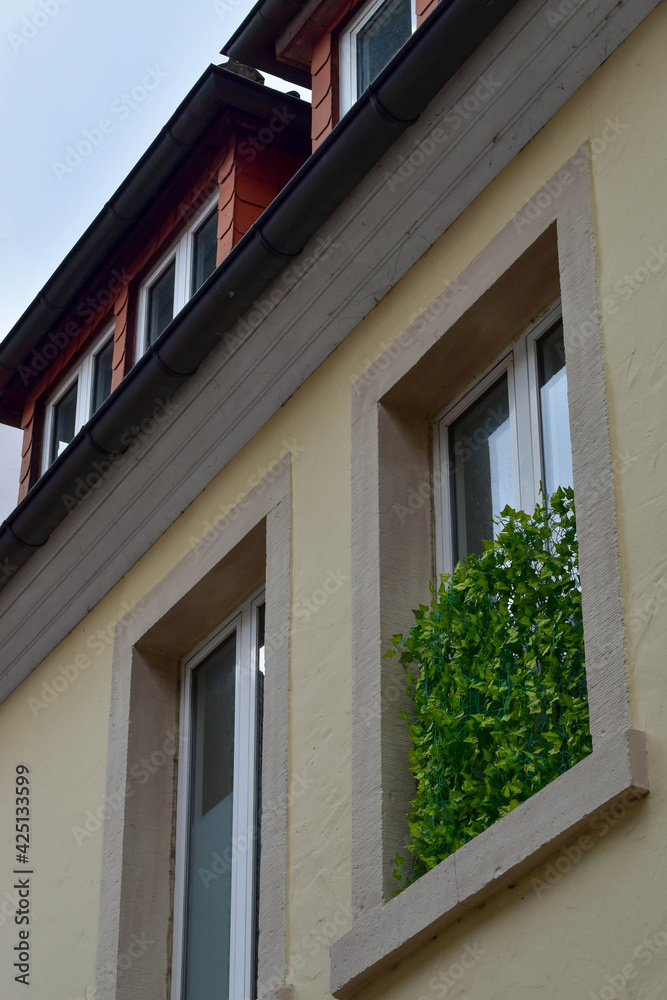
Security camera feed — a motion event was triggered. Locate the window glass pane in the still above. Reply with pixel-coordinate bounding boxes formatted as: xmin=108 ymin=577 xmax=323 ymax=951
xmin=449 ymin=376 xmax=513 ymax=563
xmin=91 ymin=338 xmax=114 ymax=415
xmin=50 ymin=380 xmax=78 ymax=464
xmin=537 ymin=322 xmax=573 ymax=499
xmin=356 ymin=0 xmax=412 ymax=95
xmin=253 ymin=603 xmax=265 ymax=994
xmin=191 ymin=209 xmax=218 ymax=295
xmin=146 ymin=260 xmax=175 ymax=347
xmin=184 ymin=631 xmax=236 ymax=1000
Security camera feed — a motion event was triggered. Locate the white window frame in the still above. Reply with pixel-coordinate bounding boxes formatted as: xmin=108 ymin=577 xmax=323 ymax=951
xmin=433 ymin=300 xmax=563 ymax=575
xmin=41 ymin=324 xmax=115 ymax=473
xmin=171 ymin=588 xmax=264 ymax=1000
xmin=339 ymin=0 xmax=417 ymax=115
xmin=135 ymin=192 xmax=218 ymax=361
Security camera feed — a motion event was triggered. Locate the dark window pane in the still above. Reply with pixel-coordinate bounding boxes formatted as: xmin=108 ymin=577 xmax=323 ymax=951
xmin=91 ymin=338 xmax=114 ymax=415
xmin=50 ymin=381 xmax=78 ymax=465
xmin=449 ymin=376 xmax=513 ymax=563
xmin=537 ymin=321 xmax=573 ymax=499
xmin=146 ymin=260 xmax=175 ymax=347
xmin=191 ymin=209 xmax=218 ymax=294
xmin=356 ymin=0 xmax=411 ymax=95
xmin=184 ymin=631 xmax=236 ymax=1000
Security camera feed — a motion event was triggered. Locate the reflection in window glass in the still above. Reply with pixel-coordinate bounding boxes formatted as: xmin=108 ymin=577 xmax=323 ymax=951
xmin=538 ymin=322 xmax=573 ymax=499
xmin=449 ymin=376 xmax=513 ymax=563
xmin=50 ymin=381 xmax=78 ymax=464
xmin=146 ymin=260 xmax=175 ymax=347
xmin=191 ymin=209 xmax=218 ymax=294
xmin=184 ymin=631 xmax=237 ymax=1000
xmin=253 ymin=603 xmax=265 ymax=993
xmin=356 ymin=0 xmax=412 ymax=95
xmin=91 ymin=338 xmax=114 ymax=415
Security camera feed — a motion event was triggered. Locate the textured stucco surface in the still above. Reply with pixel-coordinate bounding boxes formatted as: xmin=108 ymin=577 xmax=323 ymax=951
xmin=2 ymin=4 xmax=667 ymax=998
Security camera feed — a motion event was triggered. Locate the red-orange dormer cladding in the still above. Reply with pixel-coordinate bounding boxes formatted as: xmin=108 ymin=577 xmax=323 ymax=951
xmin=278 ymin=0 xmax=439 ymax=150
xmin=15 ymin=87 xmax=309 ymax=502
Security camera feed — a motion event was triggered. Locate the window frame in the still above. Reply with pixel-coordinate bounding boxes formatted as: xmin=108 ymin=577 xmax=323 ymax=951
xmin=41 ymin=324 xmax=115 ymax=472
xmin=94 ymin=462 xmax=292 ymax=1000
xmin=338 ymin=0 xmax=417 ymax=116
xmin=331 ymin=149 xmax=648 ymax=999
xmin=171 ymin=588 xmax=264 ymax=1000
xmin=433 ymin=301 xmax=562 ymax=574
xmin=135 ymin=191 xmax=219 ymax=361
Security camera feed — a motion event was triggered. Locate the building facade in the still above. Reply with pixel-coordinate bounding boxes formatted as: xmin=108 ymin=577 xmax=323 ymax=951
xmin=0 ymin=0 xmax=665 ymax=998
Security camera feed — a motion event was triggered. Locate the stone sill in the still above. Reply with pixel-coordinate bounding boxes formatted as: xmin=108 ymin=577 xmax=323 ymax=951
xmin=330 ymin=729 xmax=649 ymax=999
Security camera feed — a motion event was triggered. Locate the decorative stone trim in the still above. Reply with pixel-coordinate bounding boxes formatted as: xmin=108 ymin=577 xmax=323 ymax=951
xmin=94 ymin=462 xmax=292 ymax=1000
xmin=333 ymin=147 xmax=649 ymax=997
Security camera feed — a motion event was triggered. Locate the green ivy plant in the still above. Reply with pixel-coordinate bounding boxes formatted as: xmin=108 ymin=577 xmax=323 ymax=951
xmin=386 ymin=487 xmax=591 ymax=890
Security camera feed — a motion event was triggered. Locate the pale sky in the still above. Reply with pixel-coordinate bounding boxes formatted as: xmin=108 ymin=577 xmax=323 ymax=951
xmin=0 ymin=0 xmax=308 ymax=521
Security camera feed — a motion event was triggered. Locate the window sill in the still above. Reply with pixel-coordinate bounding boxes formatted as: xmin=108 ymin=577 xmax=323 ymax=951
xmin=330 ymin=728 xmax=648 ymax=998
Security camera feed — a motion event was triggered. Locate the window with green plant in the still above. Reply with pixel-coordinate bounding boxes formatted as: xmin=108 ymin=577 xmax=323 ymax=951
xmin=387 ymin=487 xmax=591 ymax=890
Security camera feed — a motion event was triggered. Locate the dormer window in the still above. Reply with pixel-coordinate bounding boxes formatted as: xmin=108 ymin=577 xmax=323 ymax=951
xmin=43 ymin=327 xmax=115 ymax=470
xmin=137 ymin=194 xmax=219 ymax=358
xmin=339 ymin=0 xmax=415 ymax=115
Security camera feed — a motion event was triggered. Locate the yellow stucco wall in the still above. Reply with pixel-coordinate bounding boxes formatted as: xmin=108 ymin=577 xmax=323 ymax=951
xmin=2 ymin=3 xmax=667 ymax=998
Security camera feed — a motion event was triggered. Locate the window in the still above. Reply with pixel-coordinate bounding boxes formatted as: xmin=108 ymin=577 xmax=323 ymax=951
xmin=332 ymin=157 xmax=646 ymax=998
xmin=172 ymin=592 xmax=265 ymax=1000
xmin=43 ymin=327 xmax=114 ymax=470
xmin=136 ymin=194 xmax=218 ymax=357
xmin=95 ymin=466 xmax=291 ymax=999
xmin=339 ymin=0 xmax=416 ymax=115
xmin=435 ymin=306 xmax=572 ymax=570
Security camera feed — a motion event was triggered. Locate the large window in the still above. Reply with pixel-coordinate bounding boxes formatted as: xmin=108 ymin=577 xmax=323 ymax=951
xmin=435 ymin=306 xmax=572 ymax=570
xmin=136 ymin=194 xmax=219 ymax=357
xmin=42 ymin=327 xmax=114 ymax=470
xmin=172 ymin=592 xmax=264 ymax=1000
xmin=339 ymin=0 xmax=416 ymax=114
xmin=332 ymin=159 xmax=645 ymax=998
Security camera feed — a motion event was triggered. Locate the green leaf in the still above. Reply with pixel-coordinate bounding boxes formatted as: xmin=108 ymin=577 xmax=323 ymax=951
xmin=388 ymin=489 xmax=590 ymax=894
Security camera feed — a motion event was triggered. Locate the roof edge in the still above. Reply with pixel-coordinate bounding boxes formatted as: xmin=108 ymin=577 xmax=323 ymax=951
xmin=0 ymin=66 xmax=310 ymax=398
xmin=0 ymin=0 xmax=521 ymax=592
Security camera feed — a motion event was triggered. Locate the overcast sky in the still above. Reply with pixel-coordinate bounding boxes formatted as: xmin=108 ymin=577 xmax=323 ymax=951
xmin=0 ymin=0 xmax=308 ymax=521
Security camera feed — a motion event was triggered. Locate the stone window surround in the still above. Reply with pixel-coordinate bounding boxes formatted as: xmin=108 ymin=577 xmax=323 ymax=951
xmin=330 ymin=146 xmax=649 ymax=999
xmin=95 ymin=462 xmax=293 ymax=1000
